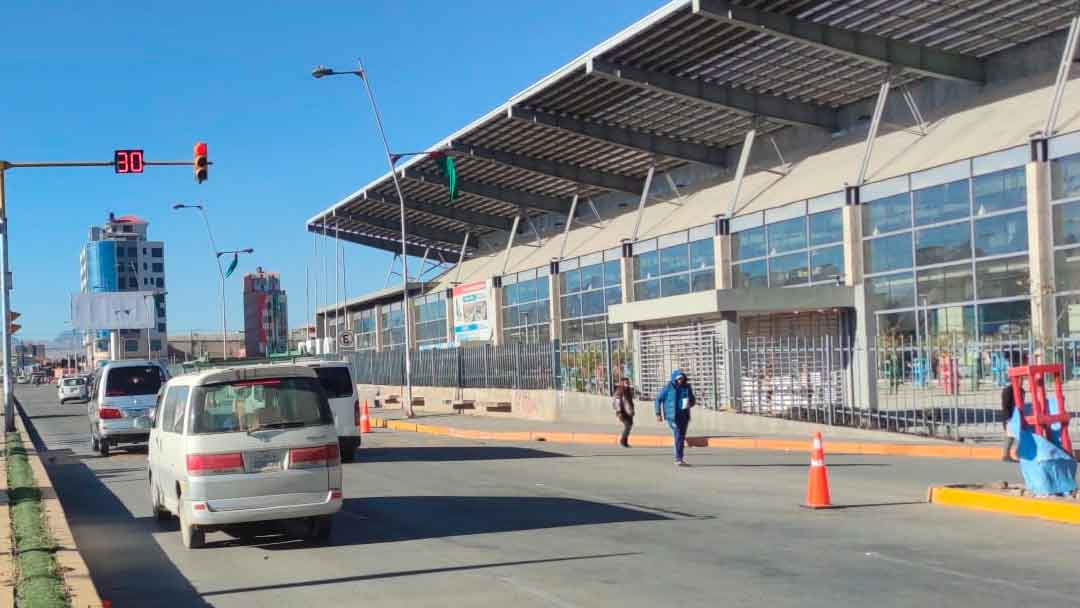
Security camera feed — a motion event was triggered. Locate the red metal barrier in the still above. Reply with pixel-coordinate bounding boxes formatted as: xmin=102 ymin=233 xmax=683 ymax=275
xmin=1008 ymin=364 xmax=1072 ymax=454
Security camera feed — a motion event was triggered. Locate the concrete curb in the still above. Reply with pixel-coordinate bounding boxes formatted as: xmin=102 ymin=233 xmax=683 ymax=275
xmin=370 ymin=416 xmax=1006 ymax=460
xmin=928 ymin=485 xmax=1080 ymax=525
xmin=12 ymin=409 xmax=105 ymax=608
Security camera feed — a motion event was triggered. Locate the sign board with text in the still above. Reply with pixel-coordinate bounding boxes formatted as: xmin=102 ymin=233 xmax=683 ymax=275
xmin=452 ymin=281 xmax=492 ymax=342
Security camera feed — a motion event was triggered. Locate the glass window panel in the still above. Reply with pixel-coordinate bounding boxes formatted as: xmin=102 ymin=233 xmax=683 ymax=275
xmin=502 ymin=283 xmax=519 ymax=306
xmin=689 ymin=224 xmax=714 ymax=242
xmin=1055 ymin=247 xmax=1080 ymax=292
xmin=1052 ymin=200 xmax=1080 ymax=246
xmin=916 ymin=264 xmax=974 ymax=305
xmin=582 ymin=318 xmax=607 ymax=342
xmin=561 ymin=319 xmax=582 ymax=343
xmin=503 ymin=305 xmax=518 ymax=328
xmin=515 ymin=278 xmax=536 ymax=303
xmin=660 ymin=274 xmax=690 ymax=297
xmin=867 ymin=272 xmax=915 ymax=310
xmin=634 ymin=251 xmax=658 ymax=280
xmin=767 ymin=216 xmax=807 ymax=255
xmin=864 ymin=233 xmax=913 ymax=274
xmin=979 ymin=300 xmax=1030 ymax=339
xmin=1056 ymin=294 xmax=1080 ymax=337
xmin=862 ymin=193 xmax=911 ymax=236
xmin=1051 ymin=153 xmax=1080 ymax=201
xmin=560 ymin=269 xmax=580 ymax=294
xmin=579 ymin=264 xmax=604 ymax=291
xmin=689 ymin=239 xmax=714 ymax=270
xmin=926 ymin=305 xmax=976 ymax=342
xmin=810 ymin=246 xmax=845 ymax=283
xmin=915 ymin=222 xmax=971 ymax=266
xmin=658 ymin=244 xmax=689 ymax=275
xmin=913 ymin=179 xmax=970 ymax=226
xmin=561 ymin=294 xmax=581 ymax=319
xmin=603 ymin=260 xmax=621 ymax=287
xmin=973 ymin=212 xmax=1027 ymax=257
xmin=657 ymin=230 xmax=688 ymax=249
xmin=877 ymin=311 xmax=917 ymax=341
xmin=536 ymin=277 xmax=550 ymax=301
xmin=581 ymin=290 xmax=606 ymax=316
xmin=635 ymin=280 xmax=659 ymax=301
xmin=732 ymin=260 xmax=767 ymax=288
xmin=606 ymin=286 xmax=622 ymax=306
xmin=691 ymin=270 xmax=715 ymax=292
xmin=973 ymin=167 xmax=1026 ymax=215
xmin=809 ymin=209 xmax=843 ymax=247
xmin=769 ymin=251 xmax=809 ymax=287
xmin=732 ymin=227 xmax=766 ymax=260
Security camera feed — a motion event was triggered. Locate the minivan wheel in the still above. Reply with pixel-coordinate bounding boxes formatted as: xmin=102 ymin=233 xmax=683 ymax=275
xmin=98 ymin=439 xmax=110 ymax=457
xmin=89 ymin=431 xmax=99 ymax=452
xmin=150 ymin=478 xmax=170 ymax=522
xmin=180 ymin=504 xmax=205 ymax=549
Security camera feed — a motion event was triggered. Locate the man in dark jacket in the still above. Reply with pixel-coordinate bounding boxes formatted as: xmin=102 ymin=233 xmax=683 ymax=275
xmin=655 ymin=369 xmax=695 ymax=466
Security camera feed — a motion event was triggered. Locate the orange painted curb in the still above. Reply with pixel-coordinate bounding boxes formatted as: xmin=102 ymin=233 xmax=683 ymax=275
xmin=571 ymin=433 xmax=619 ymax=445
xmin=929 ymin=486 xmax=1080 ymax=525
xmin=531 ymin=432 xmax=574 ymax=443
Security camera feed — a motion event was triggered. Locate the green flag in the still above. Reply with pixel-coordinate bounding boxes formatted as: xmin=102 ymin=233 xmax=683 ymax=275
xmin=431 ymin=153 xmax=457 ymax=202
xmin=224 ymin=253 xmax=239 ymax=278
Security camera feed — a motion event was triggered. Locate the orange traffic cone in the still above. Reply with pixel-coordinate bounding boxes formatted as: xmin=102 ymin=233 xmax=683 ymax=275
xmin=360 ymin=400 xmax=372 ymax=434
xmin=802 ymin=432 xmax=833 ymax=509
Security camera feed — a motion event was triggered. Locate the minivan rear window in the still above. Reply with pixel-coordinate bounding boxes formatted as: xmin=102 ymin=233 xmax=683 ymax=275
xmin=189 ymin=377 xmax=334 ymax=435
xmin=313 ymin=367 xmax=354 ymax=399
xmin=105 ymin=366 xmax=163 ymax=396
xmin=63 ymin=378 xmax=84 ymax=387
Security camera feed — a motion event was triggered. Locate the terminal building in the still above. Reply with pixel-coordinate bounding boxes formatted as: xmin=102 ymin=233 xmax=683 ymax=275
xmin=307 ymin=1 xmax=1080 ymax=431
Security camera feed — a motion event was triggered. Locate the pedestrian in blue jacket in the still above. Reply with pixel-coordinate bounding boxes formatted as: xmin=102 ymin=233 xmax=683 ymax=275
xmin=655 ymin=369 xmax=695 ymax=466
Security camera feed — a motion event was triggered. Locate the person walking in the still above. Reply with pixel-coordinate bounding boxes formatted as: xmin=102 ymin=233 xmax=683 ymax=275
xmin=612 ymin=378 xmax=635 ymax=448
xmin=655 ymin=369 xmax=695 ymax=466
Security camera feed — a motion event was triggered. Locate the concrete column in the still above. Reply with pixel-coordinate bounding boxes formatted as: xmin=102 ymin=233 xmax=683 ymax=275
xmin=842 ymin=187 xmax=864 ymax=286
xmin=850 ymin=283 xmax=879 ymax=412
xmin=1026 ymin=143 xmax=1055 ymax=344
xmin=444 ymin=290 xmax=456 ymax=344
xmin=547 ymin=264 xmax=562 ymax=342
xmin=714 ymin=217 xmax=732 ymax=289
xmin=490 ymin=277 xmax=505 ymax=346
xmin=373 ymin=304 xmax=384 ymax=352
xmin=619 ymin=241 xmax=634 ymax=345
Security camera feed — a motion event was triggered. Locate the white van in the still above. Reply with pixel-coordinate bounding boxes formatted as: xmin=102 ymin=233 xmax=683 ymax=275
xmin=296 ymin=360 xmax=361 ymax=462
xmin=88 ymin=360 xmax=168 ymax=456
xmin=148 ymin=364 xmax=342 ymax=549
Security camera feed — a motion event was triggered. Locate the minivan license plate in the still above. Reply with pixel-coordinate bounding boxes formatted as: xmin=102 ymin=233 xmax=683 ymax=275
xmin=244 ymin=450 xmax=284 ymax=473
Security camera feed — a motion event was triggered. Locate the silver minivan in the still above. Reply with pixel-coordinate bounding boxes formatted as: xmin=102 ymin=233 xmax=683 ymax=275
xmin=88 ymin=360 xmax=167 ymax=456
xmin=147 ymin=364 xmax=342 ymax=549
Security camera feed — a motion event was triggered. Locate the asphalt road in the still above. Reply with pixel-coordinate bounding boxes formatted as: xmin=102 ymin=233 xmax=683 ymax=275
xmin=16 ymin=385 xmax=1080 ymax=607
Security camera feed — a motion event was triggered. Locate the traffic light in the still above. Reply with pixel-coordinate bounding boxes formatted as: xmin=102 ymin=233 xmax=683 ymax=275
xmin=8 ymin=311 xmax=19 ymax=322
xmin=8 ymin=311 xmax=19 ymax=334
xmin=8 ymin=323 xmax=20 ymax=334
xmin=193 ymin=141 xmax=208 ymax=184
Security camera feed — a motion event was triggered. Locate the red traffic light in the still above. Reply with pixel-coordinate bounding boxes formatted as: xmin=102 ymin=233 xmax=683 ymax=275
xmin=193 ymin=141 xmax=208 ymax=184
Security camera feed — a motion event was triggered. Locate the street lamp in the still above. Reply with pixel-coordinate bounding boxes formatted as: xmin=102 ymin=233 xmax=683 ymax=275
xmin=216 ymin=248 xmax=254 ymax=359
xmin=173 ymin=203 xmax=233 ymax=361
xmin=313 ymin=61 xmax=415 ymax=418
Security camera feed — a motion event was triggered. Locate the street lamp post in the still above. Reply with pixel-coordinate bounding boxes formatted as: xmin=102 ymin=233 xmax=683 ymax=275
xmin=313 ymin=61 xmax=415 ymax=418
xmin=216 ymin=249 xmax=254 ymax=359
xmin=174 ymin=204 xmax=234 ymax=360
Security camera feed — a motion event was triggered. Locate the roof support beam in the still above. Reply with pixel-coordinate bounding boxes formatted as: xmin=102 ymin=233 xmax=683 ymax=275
xmin=334 ymin=210 xmax=474 ymax=250
xmin=692 ymin=0 xmax=985 ymax=83
xmin=401 ymin=167 xmax=571 ymax=214
xmin=507 ymin=106 xmax=727 ymax=167
xmin=363 ymin=192 xmax=514 ymax=232
xmin=586 ymin=58 xmax=837 ymax=130
xmin=448 ymin=141 xmax=646 ymax=195
xmin=308 ymin=223 xmax=455 ymax=259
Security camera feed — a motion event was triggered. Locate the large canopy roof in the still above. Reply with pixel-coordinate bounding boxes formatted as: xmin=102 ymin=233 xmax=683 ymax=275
xmin=308 ymin=0 xmax=1075 ymax=259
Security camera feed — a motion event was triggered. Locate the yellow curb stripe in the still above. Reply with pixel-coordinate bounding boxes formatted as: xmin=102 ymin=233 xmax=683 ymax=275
xmin=929 ymin=486 xmax=1080 ymax=525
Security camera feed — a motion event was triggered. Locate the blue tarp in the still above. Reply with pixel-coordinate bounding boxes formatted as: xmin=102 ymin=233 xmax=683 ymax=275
xmin=1007 ymin=398 xmax=1077 ymax=497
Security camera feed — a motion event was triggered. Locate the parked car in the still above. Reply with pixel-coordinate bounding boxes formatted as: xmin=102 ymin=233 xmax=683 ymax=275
xmin=88 ymin=360 xmax=167 ymax=456
xmin=57 ymin=376 xmax=88 ymax=404
xmin=148 ymin=364 xmax=342 ymax=549
xmin=297 ymin=360 xmax=361 ymax=462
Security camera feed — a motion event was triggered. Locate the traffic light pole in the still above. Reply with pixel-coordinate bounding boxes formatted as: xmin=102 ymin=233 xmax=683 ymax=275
xmin=0 ymin=154 xmax=208 ymax=431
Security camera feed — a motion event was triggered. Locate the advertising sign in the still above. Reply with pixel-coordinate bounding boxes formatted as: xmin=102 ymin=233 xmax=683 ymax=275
xmin=71 ymin=292 xmax=156 ymax=330
xmin=453 ymin=281 xmax=492 ymax=342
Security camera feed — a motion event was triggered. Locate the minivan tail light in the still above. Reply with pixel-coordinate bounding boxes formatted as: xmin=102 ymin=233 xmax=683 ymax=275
xmin=187 ymin=453 xmax=244 ymax=476
xmin=290 ymin=444 xmax=340 ymax=469
xmin=353 ymin=399 xmax=361 ymax=422
xmin=99 ymin=407 xmax=122 ymax=420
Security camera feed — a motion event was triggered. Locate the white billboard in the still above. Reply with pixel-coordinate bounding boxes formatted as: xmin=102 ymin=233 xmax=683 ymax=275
xmin=71 ymin=292 xmax=156 ymax=330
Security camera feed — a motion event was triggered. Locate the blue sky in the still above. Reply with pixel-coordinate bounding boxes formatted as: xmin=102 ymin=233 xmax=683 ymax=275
xmin=0 ymin=1 xmax=662 ymax=342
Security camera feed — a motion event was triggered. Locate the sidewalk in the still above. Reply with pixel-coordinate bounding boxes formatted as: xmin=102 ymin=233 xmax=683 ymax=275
xmin=367 ymin=407 xmax=1011 ymax=461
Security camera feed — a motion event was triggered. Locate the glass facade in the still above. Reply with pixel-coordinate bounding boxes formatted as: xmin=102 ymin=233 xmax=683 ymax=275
xmin=863 ymin=155 xmax=1030 ymax=341
xmin=1053 ymin=146 xmax=1080 ymax=336
xmin=633 ymin=224 xmax=714 ymax=300
xmin=413 ymin=292 xmax=448 ymax=347
xmin=560 ymin=248 xmax=622 ymax=347
xmin=380 ymin=301 xmax=405 ymax=349
xmin=351 ymin=308 xmax=377 ymax=351
xmin=732 ymin=196 xmax=844 ymax=288
xmin=502 ymin=266 xmax=551 ymax=343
